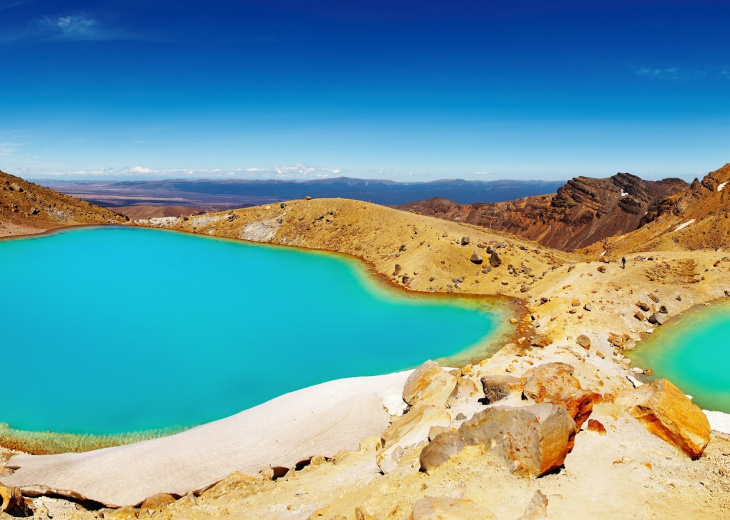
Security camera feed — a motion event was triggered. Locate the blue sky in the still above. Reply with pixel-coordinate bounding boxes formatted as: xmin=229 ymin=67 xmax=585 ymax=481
xmin=1 ymin=0 xmax=729 ymax=181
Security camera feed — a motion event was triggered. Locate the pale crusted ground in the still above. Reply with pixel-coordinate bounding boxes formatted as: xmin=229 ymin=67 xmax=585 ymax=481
xmin=4 ymin=198 xmax=730 ymax=519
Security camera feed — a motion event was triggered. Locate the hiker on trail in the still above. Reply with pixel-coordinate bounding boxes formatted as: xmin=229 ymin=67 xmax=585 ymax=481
xmin=621 ymin=257 xmax=626 ymax=269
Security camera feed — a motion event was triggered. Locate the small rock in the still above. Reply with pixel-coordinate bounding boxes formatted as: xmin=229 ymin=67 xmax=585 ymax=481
xmin=510 ymin=317 xmax=518 ymax=324
xmin=470 ymin=251 xmax=483 ymax=264
xmin=140 ymin=493 xmax=176 ymax=512
xmin=481 ymin=375 xmax=521 ymax=404
xmin=576 ymin=334 xmax=591 ymax=349
xmin=482 ymin=266 xmax=492 ymax=274
xmin=399 ymin=244 xmax=407 ymax=252
xmin=447 ymin=377 xmax=480 ymax=407
xmin=304 ymin=195 xmax=312 ymax=200
xmin=531 ymin=336 xmax=553 ymax=348
xmin=489 ymin=252 xmax=502 ymax=268
xmin=30 ymin=207 xmax=40 ymax=215
xmin=518 ymin=490 xmax=548 ymax=520
xmin=632 ymin=367 xmax=645 ymax=374
xmin=315 ymin=214 xmax=324 ymax=221
xmin=648 ymin=313 xmax=664 ymax=325
xmin=659 ymin=305 xmax=668 ymax=314
xmin=607 ymin=332 xmax=625 ymax=348
xmin=649 ymin=293 xmax=660 ymax=303
xmin=460 ymin=236 xmax=470 ymax=245
xmin=280 ymin=202 xmax=287 ymax=208
xmin=571 ymin=299 xmax=580 ymax=307
xmin=583 ymin=303 xmax=592 ymax=311
xmin=0 ymin=485 xmax=32 ymax=517
xmin=597 ymin=265 xmax=606 ymax=273
xmin=636 ymin=301 xmax=651 ymax=312
xmin=634 ymin=312 xmax=645 ymax=321
xmin=587 ymin=419 xmax=607 ymax=435
xmin=402 ymin=274 xmax=411 ymax=284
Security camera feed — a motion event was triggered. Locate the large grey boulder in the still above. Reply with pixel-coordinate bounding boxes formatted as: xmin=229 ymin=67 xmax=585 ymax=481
xmin=458 ymin=403 xmax=575 ymax=476
xmin=419 ymin=431 xmax=465 ymax=473
xmin=522 ymin=362 xmax=593 ymax=429
xmin=403 ymin=361 xmax=458 ymax=408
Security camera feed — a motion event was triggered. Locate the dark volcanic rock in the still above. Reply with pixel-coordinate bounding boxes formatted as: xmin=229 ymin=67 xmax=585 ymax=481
xmin=397 ymin=173 xmax=688 ymax=251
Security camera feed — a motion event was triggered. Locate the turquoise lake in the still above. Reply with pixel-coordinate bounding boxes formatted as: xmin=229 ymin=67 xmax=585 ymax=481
xmin=0 ymin=227 xmax=509 ymax=435
xmin=631 ymin=300 xmax=730 ymax=413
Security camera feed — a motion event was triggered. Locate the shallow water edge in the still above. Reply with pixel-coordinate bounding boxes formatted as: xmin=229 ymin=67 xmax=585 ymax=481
xmin=0 ymin=224 xmax=524 ymax=454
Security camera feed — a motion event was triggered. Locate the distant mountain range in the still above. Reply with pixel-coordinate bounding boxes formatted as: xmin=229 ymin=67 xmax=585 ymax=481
xmin=39 ymin=177 xmax=566 ymax=208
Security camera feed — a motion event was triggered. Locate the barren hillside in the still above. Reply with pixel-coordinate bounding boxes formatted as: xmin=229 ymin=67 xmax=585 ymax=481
xmin=0 ymin=170 xmax=126 ymax=237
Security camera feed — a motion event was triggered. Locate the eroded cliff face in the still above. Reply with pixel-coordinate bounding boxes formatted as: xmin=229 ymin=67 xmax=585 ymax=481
xmin=582 ymin=163 xmax=730 ymax=255
xmin=399 ymin=173 xmax=688 ymax=251
xmin=0 ymin=171 xmax=126 ymax=237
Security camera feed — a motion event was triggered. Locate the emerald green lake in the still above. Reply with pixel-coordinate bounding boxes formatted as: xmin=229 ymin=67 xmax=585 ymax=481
xmin=0 ymin=227 xmax=510 ymax=435
xmin=631 ymin=300 xmax=730 ymax=413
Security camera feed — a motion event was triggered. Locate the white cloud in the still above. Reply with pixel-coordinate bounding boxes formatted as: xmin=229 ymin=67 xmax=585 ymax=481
xmin=271 ymin=164 xmax=342 ymax=177
xmin=636 ymin=67 xmax=680 ymax=80
xmin=473 ymin=171 xmax=495 ymax=175
xmin=0 ymin=12 xmax=151 ymax=43
xmin=128 ymin=166 xmax=153 ymax=174
xmin=23 ymin=163 xmax=346 ymax=180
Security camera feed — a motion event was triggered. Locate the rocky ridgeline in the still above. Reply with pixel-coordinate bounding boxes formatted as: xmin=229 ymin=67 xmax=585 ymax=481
xmin=398 ymin=173 xmax=688 ymax=251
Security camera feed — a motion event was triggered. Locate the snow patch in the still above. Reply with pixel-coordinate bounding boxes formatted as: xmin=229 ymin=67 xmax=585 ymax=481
xmin=674 ymin=219 xmax=695 ymax=232
xmin=704 ymin=410 xmax=730 ymax=434
xmin=621 ymin=190 xmax=629 ymax=197
xmin=717 ymin=182 xmax=727 ymax=192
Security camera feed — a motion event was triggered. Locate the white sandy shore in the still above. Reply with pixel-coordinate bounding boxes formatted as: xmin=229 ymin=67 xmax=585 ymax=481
xmin=1 ymin=371 xmax=412 ymax=507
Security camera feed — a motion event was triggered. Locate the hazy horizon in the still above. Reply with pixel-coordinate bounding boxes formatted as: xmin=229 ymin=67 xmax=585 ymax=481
xmin=2 ymin=0 xmax=729 ymax=182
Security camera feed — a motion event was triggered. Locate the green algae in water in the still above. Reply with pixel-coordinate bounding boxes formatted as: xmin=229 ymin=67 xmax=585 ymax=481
xmin=631 ymin=300 xmax=730 ymax=413
xmin=0 ymin=227 xmax=510 ymax=436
